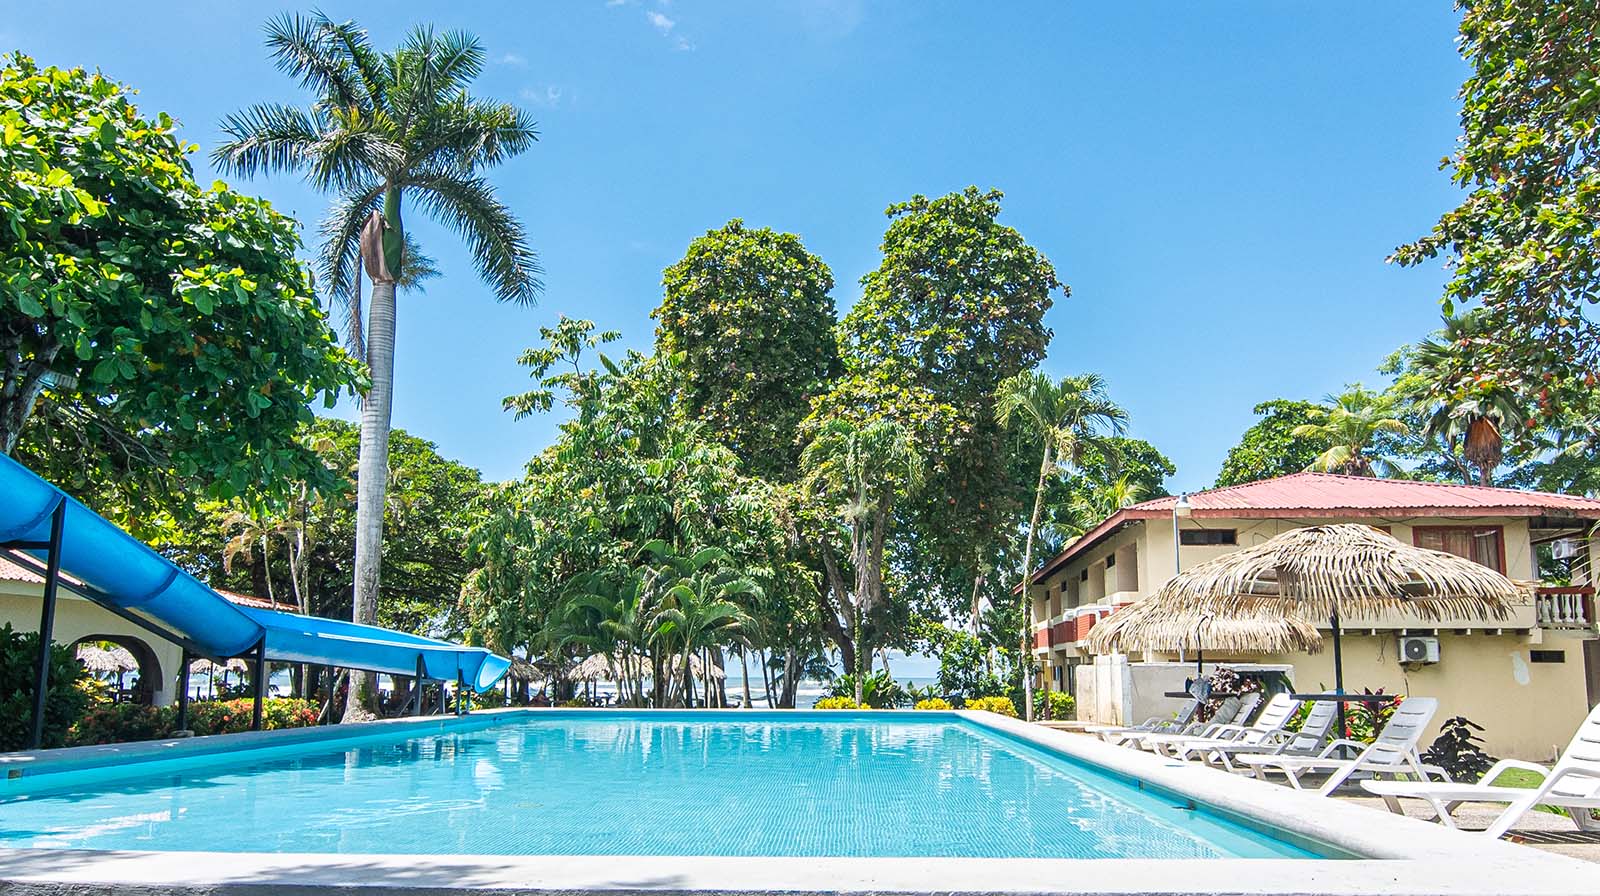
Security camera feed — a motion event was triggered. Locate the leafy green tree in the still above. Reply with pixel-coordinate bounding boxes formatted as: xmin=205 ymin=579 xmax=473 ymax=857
xmin=1213 ymin=400 xmax=1326 ymax=487
xmin=995 ymin=371 xmax=1126 ymax=719
xmin=1393 ymin=1 xmax=1600 ymax=383
xmin=1292 ymin=386 xmax=1410 ymax=478
xmin=1045 ymin=437 xmax=1175 ymax=538
xmin=0 ymin=54 xmax=358 ymax=520
xmin=655 ymin=220 xmax=839 ymax=480
xmin=800 ymin=416 xmax=922 ymax=705
xmin=820 ymin=186 xmax=1064 ymax=628
xmin=214 ymin=14 xmax=541 ymax=719
xmin=1390 ymin=314 xmax=1530 ymax=486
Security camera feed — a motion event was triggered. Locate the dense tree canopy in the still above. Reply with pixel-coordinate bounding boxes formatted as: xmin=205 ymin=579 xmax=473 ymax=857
xmin=159 ymin=418 xmax=488 ymax=637
xmin=0 ymin=54 xmax=358 ymax=522
xmin=821 ymin=186 xmax=1064 ymax=623
xmin=1213 ymin=400 xmax=1326 ymax=488
xmin=1394 ymin=0 xmax=1600 ymax=384
xmin=655 ymin=220 xmax=838 ymax=480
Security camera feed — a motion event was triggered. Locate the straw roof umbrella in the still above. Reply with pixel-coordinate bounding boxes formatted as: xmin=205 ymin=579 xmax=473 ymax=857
xmin=1088 ymin=601 xmax=1324 ymax=657
xmin=76 ymin=644 xmax=137 ymax=675
xmin=1131 ymin=523 xmax=1519 ymax=730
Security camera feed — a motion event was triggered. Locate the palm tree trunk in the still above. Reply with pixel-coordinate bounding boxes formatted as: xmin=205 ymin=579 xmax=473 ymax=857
xmin=1019 ymin=440 xmax=1052 ymax=722
xmin=739 ymin=648 xmax=752 ymax=709
xmin=345 ymin=275 xmax=397 ymax=722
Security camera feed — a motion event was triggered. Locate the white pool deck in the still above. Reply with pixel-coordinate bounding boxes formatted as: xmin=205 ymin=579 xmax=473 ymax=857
xmin=0 ymin=707 xmax=1589 ymax=895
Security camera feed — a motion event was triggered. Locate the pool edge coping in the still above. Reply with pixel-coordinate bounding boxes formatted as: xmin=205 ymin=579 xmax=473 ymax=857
xmin=0 ymin=707 xmax=1588 ymax=896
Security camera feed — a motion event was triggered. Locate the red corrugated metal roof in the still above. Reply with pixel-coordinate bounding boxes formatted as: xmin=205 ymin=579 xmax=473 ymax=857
xmin=1128 ymin=472 xmax=1600 ymax=518
xmin=1029 ymin=472 xmax=1600 ymax=586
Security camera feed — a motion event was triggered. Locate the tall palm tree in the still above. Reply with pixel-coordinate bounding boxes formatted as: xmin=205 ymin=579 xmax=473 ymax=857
xmin=995 ymin=371 xmax=1127 ymax=720
xmin=1292 ymin=386 xmax=1409 ymax=478
xmin=1408 ymin=316 xmax=1528 ymax=486
xmin=214 ymin=14 xmax=541 ymax=719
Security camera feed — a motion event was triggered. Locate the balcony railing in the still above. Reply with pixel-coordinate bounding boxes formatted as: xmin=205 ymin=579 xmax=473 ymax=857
xmin=1535 ymin=587 xmax=1595 ymax=631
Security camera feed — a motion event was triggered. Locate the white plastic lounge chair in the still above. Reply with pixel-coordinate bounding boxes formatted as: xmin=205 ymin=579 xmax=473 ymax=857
xmin=1144 ymin=692 xmax=1300 ymax=758
xmin=1233 ymin=697 xmax=1440 ymax=795
xmin=1361 ymin=699 xmax=1600 ymax=838
xmin=1087 ymin=699 xmax=1200 ymax=743
xmin=1198 ymin=699 xmax=1339 ymax=772
xmin=1122 ymin=693 xmax=1257 ymax=750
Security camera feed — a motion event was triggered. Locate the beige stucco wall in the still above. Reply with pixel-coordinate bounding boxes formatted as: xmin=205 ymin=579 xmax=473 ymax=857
xmin=1032 ymin=513 xmax=1596 ymax=759
xmin=0 ymin=583 xmax=181 ymax=706
xmin=1254 ymin=630 xmax=1592 ymax=760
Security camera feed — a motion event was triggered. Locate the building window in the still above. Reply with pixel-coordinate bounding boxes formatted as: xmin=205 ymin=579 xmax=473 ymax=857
xmin=1413 ymin=526 xmax=1505 ymax=574
xmin=1529 ymin=650 xmax=1565 ymax=664
xmin=1104 ymin=554 xmax=1116 ymax=568
xmin=1180 ymin=529 xmax=1237 ymax=546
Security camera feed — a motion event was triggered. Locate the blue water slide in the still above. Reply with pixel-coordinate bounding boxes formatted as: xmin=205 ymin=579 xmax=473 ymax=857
xmin=0 ymin=452 xmax=509 ymax=692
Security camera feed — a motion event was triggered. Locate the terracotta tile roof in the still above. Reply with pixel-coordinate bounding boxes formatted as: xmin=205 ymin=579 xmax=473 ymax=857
xmin=0 ymin=556 xmax=42 ymax=584
xmin=1030 ymin=472 xmax=1600 ymax=585
xmin=215 ymin=589 xmax=298 ymax=612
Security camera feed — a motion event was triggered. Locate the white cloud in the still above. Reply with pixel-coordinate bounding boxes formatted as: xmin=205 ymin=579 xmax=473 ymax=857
xmin=518 ymin=85 xmax=565 ymax=108
xmin=645 ymin=10 xmax=675 ymax=33
xmin=496 ymin=52 xmax=527 ymax=67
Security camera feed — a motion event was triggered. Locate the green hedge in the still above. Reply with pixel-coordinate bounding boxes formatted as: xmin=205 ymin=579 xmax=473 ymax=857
xmin=67 ymin=698 xmax=319 ymax=746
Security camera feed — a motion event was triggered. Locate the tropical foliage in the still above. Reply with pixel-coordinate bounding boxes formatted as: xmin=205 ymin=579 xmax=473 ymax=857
xmin=1291 ymin=386 xmax=1409 ymax=478
xmin=1214 ymin=401 xmax=1326 ymax=488
xmin=216 ymin=13 xmax=542 ymax=718
xmin=1394 ymin=0 xmax=1600 ymax=384
xmin=0 ymin=54 xmax=358 ymax=523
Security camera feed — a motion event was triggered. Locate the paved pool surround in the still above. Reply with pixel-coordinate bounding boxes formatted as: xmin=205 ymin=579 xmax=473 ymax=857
xmin=0 ymin=708 xmax=1587 ymax=895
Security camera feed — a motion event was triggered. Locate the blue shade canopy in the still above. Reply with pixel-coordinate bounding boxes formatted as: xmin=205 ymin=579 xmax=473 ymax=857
xmin=0 ymin=453 xmax=509 ymax=692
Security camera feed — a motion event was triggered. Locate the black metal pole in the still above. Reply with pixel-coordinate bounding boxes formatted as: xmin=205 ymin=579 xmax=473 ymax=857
xmin=438 ymin=676 xmax=447 ymax=715
xmin=457 ymin=671 xmax=467 ymax=716
xmin=251 ymin=637 xmax=267 ymax=731
xmin=176 ymin=648 xmax=192 ymax=733
xmin=26 ymin=501 xmax=67 ymax=751
xmin=1330 ymin=607 xmax=1346 ymax=740
xmin=414 ymin=655 xmax=426 ymax=716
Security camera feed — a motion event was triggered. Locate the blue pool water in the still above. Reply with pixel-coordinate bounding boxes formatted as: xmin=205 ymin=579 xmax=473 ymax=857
xmin=0 ymin=712 xmax=1319 ymax=859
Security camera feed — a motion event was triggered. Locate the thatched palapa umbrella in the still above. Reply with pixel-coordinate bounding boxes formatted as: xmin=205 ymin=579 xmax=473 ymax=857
xmin=1088 ymin=601 xmax=1324 ymax=657
xmin=76 ymin=644 xmax=138 ymax=676
xmin=1124 ymin=523 xmax=1519 ymax=731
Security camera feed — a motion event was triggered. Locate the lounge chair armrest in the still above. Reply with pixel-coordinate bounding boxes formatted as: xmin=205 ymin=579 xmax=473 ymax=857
xmin=1545 ymin=767 xmax=1600 ymax=791
xmin=1318 ymin=738 xmax=1366 ymax=758
xmin=1482 ymin=758 xmax=1552 ymax=784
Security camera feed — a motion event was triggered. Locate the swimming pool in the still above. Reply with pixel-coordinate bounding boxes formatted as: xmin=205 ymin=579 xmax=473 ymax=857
xmin=1 ymin=710 xmax=1314 ymax=859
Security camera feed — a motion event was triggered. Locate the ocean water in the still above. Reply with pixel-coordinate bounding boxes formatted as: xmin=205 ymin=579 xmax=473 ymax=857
xmin=0 ymin=713 xmax=1318 ymax=859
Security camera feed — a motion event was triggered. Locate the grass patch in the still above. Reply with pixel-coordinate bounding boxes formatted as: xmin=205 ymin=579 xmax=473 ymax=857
xmin=1486 ymin=768 xmax=1568 ymax=817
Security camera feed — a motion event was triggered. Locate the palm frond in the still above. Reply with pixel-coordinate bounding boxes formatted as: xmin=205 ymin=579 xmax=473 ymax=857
xmin=263 ymin=12 xmax=368 ymax=109
xmin=409 ymin=171 xmax=541 ymax=303
xmin=212 ymin=103 xmax=322 ymax=177
xmin=317 ymin=184 xmax=384 ymax=358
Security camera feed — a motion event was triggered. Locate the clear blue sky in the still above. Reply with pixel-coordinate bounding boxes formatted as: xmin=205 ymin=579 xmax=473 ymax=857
xmin=11 ymin=2 xmax=1467 ymax=492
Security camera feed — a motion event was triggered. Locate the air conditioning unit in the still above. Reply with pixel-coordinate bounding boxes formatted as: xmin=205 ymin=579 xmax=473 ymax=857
xmin=1552 ymin=539 xmax=1581 ymax=561
xmin=1398 ymin=635 xmax=1440 ymax=665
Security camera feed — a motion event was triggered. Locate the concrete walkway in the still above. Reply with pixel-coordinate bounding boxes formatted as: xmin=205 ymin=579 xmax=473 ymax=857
xmin=1336 ymin=794 xmax=1600 ymax=863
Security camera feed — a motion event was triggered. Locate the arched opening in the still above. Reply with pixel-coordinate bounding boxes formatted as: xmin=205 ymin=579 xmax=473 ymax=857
xmin=71 ymin=634 xmax=163 ymax=705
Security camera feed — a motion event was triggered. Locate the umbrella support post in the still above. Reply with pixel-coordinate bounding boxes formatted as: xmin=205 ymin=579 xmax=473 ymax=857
xmin=457 ymin=671 xmax=467 ymax=716
xmin=438 ymin=678 xmax=447 ymax=715
xmin=1330 ymin=609 xmax=1346 ymax=748
xmin=176 ymin=648 xmax=192 ymax=734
